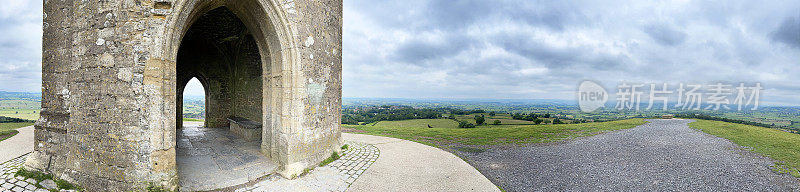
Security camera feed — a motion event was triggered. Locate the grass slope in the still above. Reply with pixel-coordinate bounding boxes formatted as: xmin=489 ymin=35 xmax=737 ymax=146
xmin=0 ymin=122 xmax=33 ymax=131
xmin=344 ymin=118 xmax=645 ymax=146
xmin=182 ymin=118 xmax=203 ymax=122
xmin=374 ymin=119 xmax=459 ymax=128
xmin=688 ymin=119 xmax=800 ymax=178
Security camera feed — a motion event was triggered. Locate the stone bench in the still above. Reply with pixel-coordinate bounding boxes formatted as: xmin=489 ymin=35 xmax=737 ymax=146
xmin=227 ymin=117 xmax=262 ymax=141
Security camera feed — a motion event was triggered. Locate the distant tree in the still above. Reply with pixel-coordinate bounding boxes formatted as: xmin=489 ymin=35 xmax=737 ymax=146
xmin=458 ymin=121 xmax=476 ymax=128
xmin=534 ymin=119 xmax=544 ymax=125
xmin=474 ymin=115 xmax=485 ymax=125
xmin=492 ymin=120 xmax=501 ymax=125
xmin=449 ymin=114 xmax=456 ymax=119
xmin=552 ymin=118 xmax=563 ymax=124
xmin=512 ymin=113 xmax=523 ymax=120
xmin=340 ymin=116 xmax=359 ymax=125
xmin=489 ymin=111 xmax=496 ymax=116
xmin=544 ymin=113 xmax=551 ymax=118
xmin=470 ymin=109 xmax=486 ymax=114
xmin=524 ymin=113 xmax=538 ymax=121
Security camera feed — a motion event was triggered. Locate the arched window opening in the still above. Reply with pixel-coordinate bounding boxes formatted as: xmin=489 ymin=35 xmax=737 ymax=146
xmin=182 ymin=77 xmax=206 ymax=128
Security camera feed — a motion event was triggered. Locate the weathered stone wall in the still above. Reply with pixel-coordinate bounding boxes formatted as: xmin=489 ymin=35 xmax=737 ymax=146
xmin=280 ymin=0 xmax=344 ymax=176
xmin=28 ymin=0 xmax=342 ymax=191
xmin=31 ymin=0 xmax=165 ymax=190
xmin=231 ymin=34 xmax=264 ymax=124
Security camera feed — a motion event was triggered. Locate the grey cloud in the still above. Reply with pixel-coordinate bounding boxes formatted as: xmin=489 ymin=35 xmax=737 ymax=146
xmin=642 ymin=23 xmax=687 ymax=46
xmin=422 ymin=0 xmax=588 ymax=31
xmin=491 ymin=32 xmax=629 ymax=70
xmin=391 ymin=34 xmax=476 ymax=64
xmin=772 ymin=17 xmax=800 ymax=49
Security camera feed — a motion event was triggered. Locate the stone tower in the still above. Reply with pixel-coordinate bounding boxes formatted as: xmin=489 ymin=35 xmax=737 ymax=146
xmin=27 ymin=0 xmax=342 ymax=190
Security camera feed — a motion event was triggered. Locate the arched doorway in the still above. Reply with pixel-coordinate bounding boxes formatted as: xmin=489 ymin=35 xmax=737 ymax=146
xmin=179 ymin=77 xmax=206 ymax=128
xmin=156 ymin=0 xmax=342 ymax=189
xmin=174 ymin=6 xmax=277 ymax=191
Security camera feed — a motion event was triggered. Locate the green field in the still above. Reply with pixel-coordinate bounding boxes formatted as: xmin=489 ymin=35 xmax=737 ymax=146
xmin=689 ymin=119 xmax=800 ymax=178
xmin=0 ymin=100 xmax=39 ymax=120
xmin=344 ymin=118 xmax=646 ymax=146
xmin=183 ymin=99 xmax=205 ymax=119
xmin=183 ymin=118 xmax=203 ymax=122
xmin=374 ymin=119 xmax=459 ymax=128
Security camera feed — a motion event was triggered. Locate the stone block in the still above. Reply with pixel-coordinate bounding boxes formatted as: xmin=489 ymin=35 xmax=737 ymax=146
xmin=228 ymin=117 xmax=263 ymax=142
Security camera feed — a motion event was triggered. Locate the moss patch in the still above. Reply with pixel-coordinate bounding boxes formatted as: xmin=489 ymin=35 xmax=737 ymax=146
xmin=146 ymin=183 xmax=172 ymax=192
xmin=15 ymin=167 xmax=82 ymax=191
xmin=319 ymin=151 xmax=341 ymax=167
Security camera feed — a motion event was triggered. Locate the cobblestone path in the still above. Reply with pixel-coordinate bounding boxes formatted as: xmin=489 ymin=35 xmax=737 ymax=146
xmin=235 ymin=141 xmax=380 ymax=192
xmin=0 ymin=140 xmax=380 ymax=192
xmin=0 ymin=153 xmax=48 ymax=192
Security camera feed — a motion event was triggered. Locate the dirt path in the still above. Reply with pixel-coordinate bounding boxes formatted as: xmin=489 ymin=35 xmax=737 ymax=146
xmin=458 ymin=119 xmax=800 ymax=191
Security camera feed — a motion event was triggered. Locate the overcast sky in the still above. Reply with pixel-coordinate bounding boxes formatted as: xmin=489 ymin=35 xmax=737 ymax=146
xmin=342 ymin=0 xmax=800 ymax=105
xmin=0 ymin=0 xmax=41 ymax=92
xmin=1 ymin=0 xmax=799 ymax=105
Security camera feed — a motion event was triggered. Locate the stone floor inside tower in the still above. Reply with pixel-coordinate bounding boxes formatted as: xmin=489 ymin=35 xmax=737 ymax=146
xmin=177 ymin=122 xmax=278 ymax=191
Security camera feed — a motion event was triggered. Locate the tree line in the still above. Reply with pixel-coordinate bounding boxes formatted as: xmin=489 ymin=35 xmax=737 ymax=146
xmin=341 ymin=106 xmax=444 ymax=125
xmin=0 ymin=116 xmax=35 ymax=123
xmin=674 ymin=113 xmax=777 ymax=128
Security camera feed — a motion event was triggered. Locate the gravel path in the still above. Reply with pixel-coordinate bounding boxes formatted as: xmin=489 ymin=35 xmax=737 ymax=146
xmin=459 ymin=119 xmax=800 ymax=191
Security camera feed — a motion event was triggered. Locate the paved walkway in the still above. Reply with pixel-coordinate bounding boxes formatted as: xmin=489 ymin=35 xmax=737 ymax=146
xmin=462 ymin=119 xmax=800 ymax=191
xmin=235 ymin=141 xmax=379 ymax=192
xmin=177 ymin=127 xmax=277 ymax=191
xmin=344 ymin=133 xmax=500 ymax=192
xmin=0 ymin=126 xmax=498 ymax=191
xmin=0 ymin=126 xmax=34 ymax=163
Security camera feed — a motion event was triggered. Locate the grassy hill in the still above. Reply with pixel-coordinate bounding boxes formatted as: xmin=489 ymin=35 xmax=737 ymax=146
xmin=374 ymin=119 xmax=459 ymax=128
xmin=344 ymin=118 xmax=646 ymax=146
xmin=689 ymin=119 xmax=800 ymax=178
